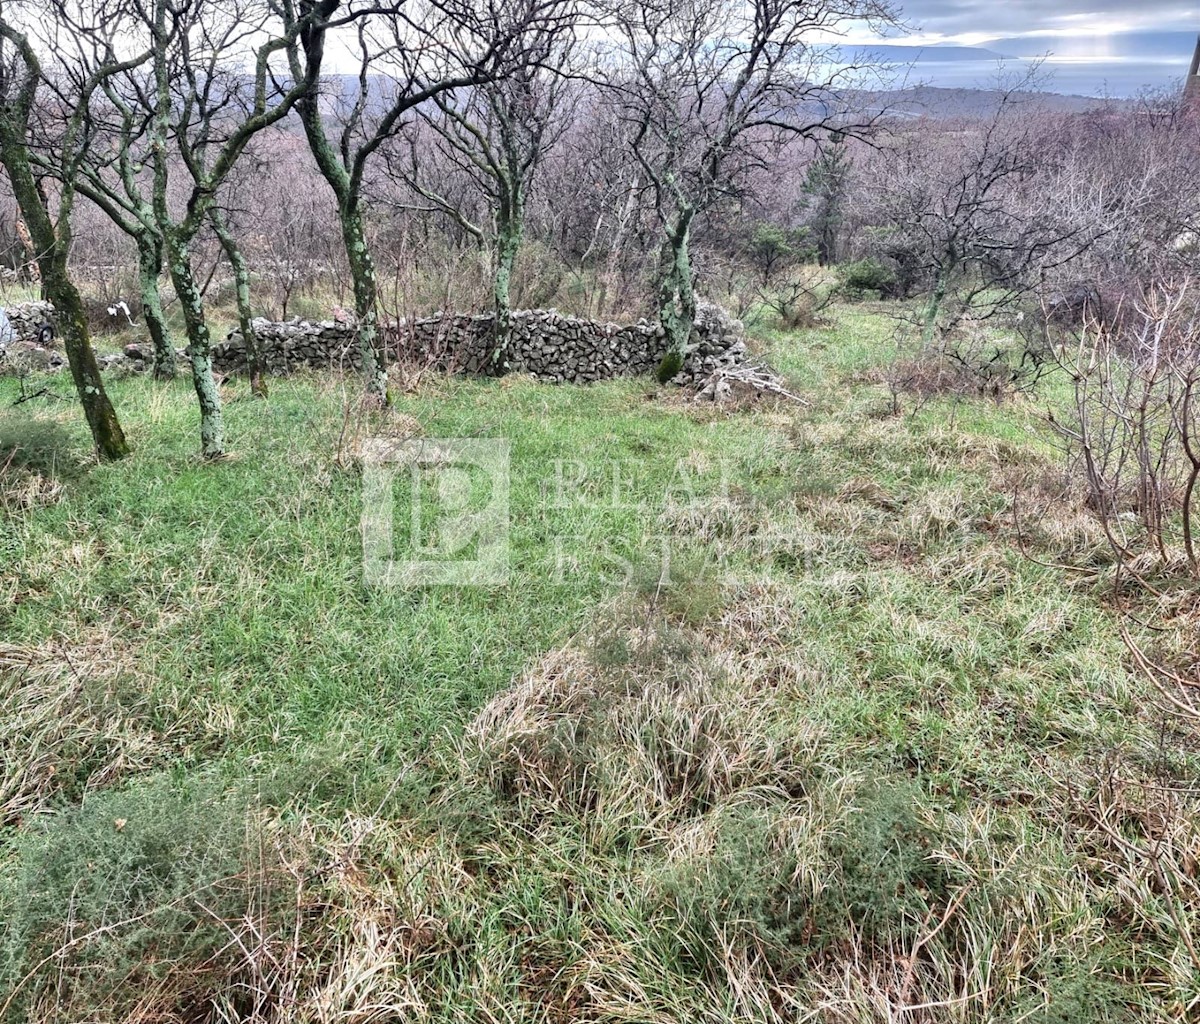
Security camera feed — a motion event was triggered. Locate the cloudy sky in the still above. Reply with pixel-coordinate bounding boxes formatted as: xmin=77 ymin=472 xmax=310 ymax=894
xmin=852 ymin=1 xmax=1200 ymax=95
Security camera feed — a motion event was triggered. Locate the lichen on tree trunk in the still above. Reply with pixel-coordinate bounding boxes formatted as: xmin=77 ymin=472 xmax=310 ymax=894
xmin=0 ymin=110 xmax=128 ymax=459
xmin=44 ymin=263 xmax=130 ymax=459
xmin=210 ymin=209 xmax=267 ymax=398
xmin=137 ymin=233 xmax=175 ymax=380
xmin=922 ymin=263 xmax=953 ymax=346
xmin=655 ymin=210 xmax=695 ymax=384
xmin=166 ymin=235 xmax=224 ymax=458
xmin=491 ymin=210 xmax=522 ymax=372
xmin=293 ymin=79 xmax=390 ymax=404
xmin=343 ymin=207 xmax=388 ymax=404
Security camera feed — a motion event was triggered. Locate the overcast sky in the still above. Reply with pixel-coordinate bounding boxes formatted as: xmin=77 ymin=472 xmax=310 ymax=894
xmin=850 ymin=0 xmax=1200 ymax=95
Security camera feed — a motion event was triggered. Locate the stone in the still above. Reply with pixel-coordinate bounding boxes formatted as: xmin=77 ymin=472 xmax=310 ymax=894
xmin=3 ymin=340 xmax=64 ymax=373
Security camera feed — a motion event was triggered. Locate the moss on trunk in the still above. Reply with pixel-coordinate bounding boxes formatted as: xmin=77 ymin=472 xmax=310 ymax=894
xmin=654 ymin=210 xmax=696 ymax=384
xmin=0 ymin=110 xmax=128 ymax=460
xmin=166 ymin=235 xmax=224 ymax=458
xmin=343 ymin=207 xmax=388 ymax=404
xmin=491 ymin=210 xmax=522 ymax=372
xmin=137 ymin=233 xmax=175 ymax=380
xmin=211 ymin=210 xmax=267 ymax=398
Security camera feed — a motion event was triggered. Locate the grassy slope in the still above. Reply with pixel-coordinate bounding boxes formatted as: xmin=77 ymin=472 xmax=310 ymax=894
xmin=0 ymin=306 xmax=1196 ymax=1022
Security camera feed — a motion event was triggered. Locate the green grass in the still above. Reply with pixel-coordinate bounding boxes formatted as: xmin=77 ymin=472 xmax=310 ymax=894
xmin=1 ymin=306 xmax=1197 ymax=1022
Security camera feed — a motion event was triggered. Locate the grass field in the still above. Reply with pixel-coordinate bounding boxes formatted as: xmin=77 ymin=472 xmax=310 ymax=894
xmin=1 ymin=305 xmax=1197 ymax=1022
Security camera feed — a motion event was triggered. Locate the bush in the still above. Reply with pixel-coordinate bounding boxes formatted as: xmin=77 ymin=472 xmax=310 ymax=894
xmin=839 ymin=258 xmax=899 ymax=300
xmin=761 ymin=279 xmax=834 ymax=330
xmin=0 ymin=777 xmax=302 ymax=1023
xmin=825 ymin=780 xmax=950 ymax=942
xmin=654 ymin=779 xmax=950 ymax=974
xmin=742 ymin=222 xmax=814 ymax=285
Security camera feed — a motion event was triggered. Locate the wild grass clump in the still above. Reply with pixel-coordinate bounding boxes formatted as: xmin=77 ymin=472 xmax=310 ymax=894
xmin=0 ymin=417 xmax=85 ymax=482
xmin=461 ymin=598 xmax=820 ymax=849
xmin=653 ymin=780 xmax=951 ymax=970
xmin=0 ymin=643 xmax=163 ymax=825
xmin=0 ymin=457 xmax=64 ymax=514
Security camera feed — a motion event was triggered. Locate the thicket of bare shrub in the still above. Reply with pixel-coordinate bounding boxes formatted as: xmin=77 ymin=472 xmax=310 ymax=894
xmin=1051 ymin=283 xmax=1200 ymax=576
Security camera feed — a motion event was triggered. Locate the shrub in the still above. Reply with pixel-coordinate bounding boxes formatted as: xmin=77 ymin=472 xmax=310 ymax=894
xmin=654 ymin=779 xmax=950 ymax=973
xmin=0 ymin=777 xmax=302 ymax=1023
xmin=839 ymin=258 xmax=898 ymax=300
xmin=742 ymin=222 xmax=814 ymax=285
xmin=824 ymin=780 xmax=950 ymax=943
xmin=761 ymin=278 xmax=834 ymax=330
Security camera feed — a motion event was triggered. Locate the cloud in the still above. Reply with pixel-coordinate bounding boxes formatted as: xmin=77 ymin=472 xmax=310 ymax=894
xmin=828 ymin=2 xmax=1200 ymax=96
xmin=898 ymin=0 xmax=1198 ymax=39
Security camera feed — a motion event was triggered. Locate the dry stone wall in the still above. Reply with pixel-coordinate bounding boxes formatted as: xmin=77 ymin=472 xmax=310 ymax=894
xmin=212 ymin=303 xmax=747 ymax=385
xmin=2 ymin=301 xmax=57 ymax=343
xmin=1 ymin=300 xmax=749 ymax=385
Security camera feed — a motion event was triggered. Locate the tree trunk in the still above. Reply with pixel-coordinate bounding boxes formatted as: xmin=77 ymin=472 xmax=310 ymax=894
xmin=922 ymin=264 xmax=952 ymax=345
xmin=491 ymin=206 xmax=522 ymax=373
xmin=655 ymin=211 xmax=695 ymax=384
xmin=815 ymin=203 xmax=836 ymax=267
xmin=137 ymin=233 xmax=176 ymax=380
xmin=295 ymin=92 xmax=389 ymax=404
xmin=210 ymin=210 xmax=267 ymax=398
xmin=0 ymin=122 xmax=128 ymax=459
xmin=166 ymin=234 xmax=225 ymax=458
xmin=44 ymin=262 xmax=130 ymax=459
xmin=342 ymin=205 xmax=388 ymax=403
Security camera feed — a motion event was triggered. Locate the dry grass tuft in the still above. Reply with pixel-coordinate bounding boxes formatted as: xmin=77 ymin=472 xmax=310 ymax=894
xmin=461 ymin=611 xmax=821 ymax=846
xmin=0 ymin=640 xmax=164 ymax=825
xmin=0 ymin=461 xmax=64 ymax=513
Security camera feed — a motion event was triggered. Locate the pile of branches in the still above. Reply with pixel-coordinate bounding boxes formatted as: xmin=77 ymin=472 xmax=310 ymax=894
xmin=690 ymin=362 xmax=806 ymax=404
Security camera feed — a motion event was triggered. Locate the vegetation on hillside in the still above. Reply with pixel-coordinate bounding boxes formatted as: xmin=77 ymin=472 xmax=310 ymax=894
xmin=3 ymin=0 xmax=1200 ymax=1020
xmin=2 ymin=304 xmax=1199 ymax=1021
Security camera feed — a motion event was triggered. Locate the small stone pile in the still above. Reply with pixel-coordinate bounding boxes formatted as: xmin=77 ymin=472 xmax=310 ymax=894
xmin=3 ymin=301 xmax=57 ymax=343
xmin=0 ymin=301 xmax=62 ymax=374
xmin=212 ymin=302 xmax=747 ymax=385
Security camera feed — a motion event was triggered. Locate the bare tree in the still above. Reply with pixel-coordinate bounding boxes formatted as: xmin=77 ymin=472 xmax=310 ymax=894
xmin=608 ymin=0 xmax=898 ymax=381
xmin=43 ymin=70 xmax=177 ymax=379
xmin=531 ymin=83 xmax=652 ymax=317
xmin=860 ymin=71 xmax=1102 ymax=343
xmin=385 ymin=40 xmax=576 ymax=367
xmin=1031 ymin=97 xmax=1200 ymax=322
xmin=209 ymin=205 xmax=266 ymax=396
xmin=281 ymin=0 xmax=576 ymax=403
xmin=242 ymin=131 xmax=343 ymax=320
xmin=0 ymin=1 xmax=134 ymax=459
xmin=129 ymin=0 xmax=335 ymax=457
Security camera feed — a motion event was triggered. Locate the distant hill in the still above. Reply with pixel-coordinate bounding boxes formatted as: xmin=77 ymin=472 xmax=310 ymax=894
xmin=298 ymin=76 xmax=1134 ymax=135
xmin=845 ymin=44 xmax=1016 ymax=64
xmin=855 ymin=85 xmax=1134 ymax=119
